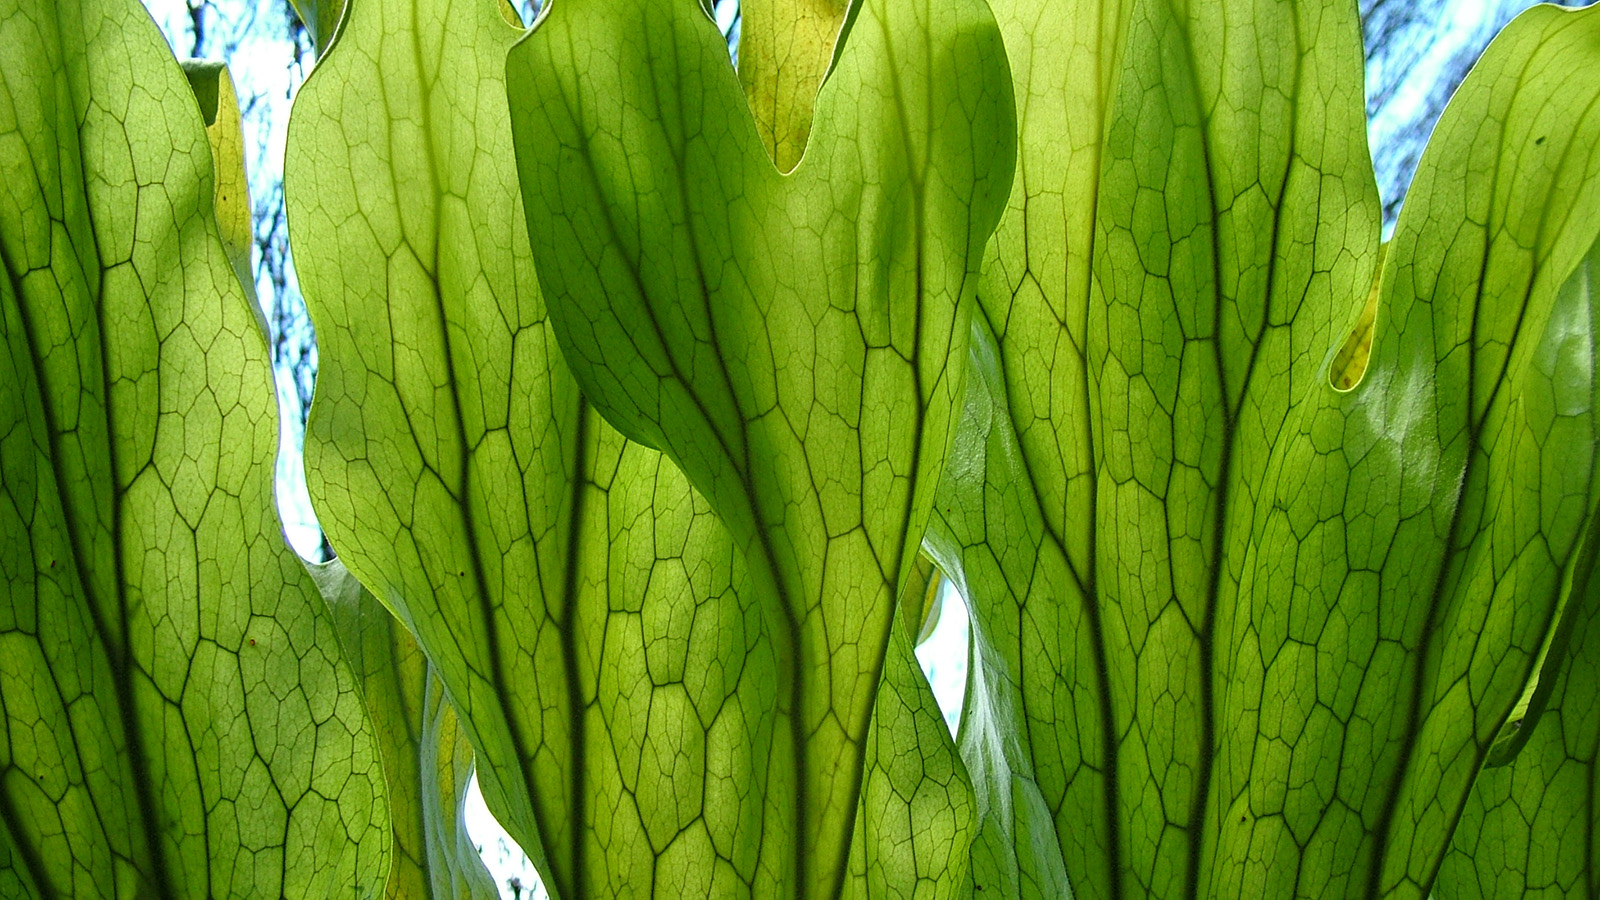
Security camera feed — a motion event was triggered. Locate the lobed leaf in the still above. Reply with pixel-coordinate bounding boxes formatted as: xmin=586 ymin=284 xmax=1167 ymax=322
xmin=935 ymin=0 xmax=1600 ymax=898
xmin=842 ymin=557 xmax=977 ymax=900
xmin=287 ymin=0 xmax=574 ymax=888
xmin=287 ymin=3 xmax=808 ymax=899
xmin=505 ymin=0 xmax=1014 ymax=894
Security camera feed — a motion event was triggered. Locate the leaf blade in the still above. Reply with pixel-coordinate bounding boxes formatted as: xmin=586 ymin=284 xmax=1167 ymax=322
xmin=311 ymin=560 xmax=500 ymax=900
xmin=1221 ymin=7 xmax=1600 ymax=897
xmin=0 ymin=1 xmax=389 ymax=895
xmin=506 ymin=1 xmax=1015 ymax=893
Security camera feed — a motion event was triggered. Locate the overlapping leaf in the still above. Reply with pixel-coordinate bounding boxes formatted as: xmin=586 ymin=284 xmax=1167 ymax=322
xmin=932 ymin=0 xmax=1600 ymax=898
xmin=842 ymin=556 xmax=978 ymax=900
xmin=310 ymin=560 xmax=498 ymax=900
xmin=932 ymin=0 xmax=1377 ymax=893
xmin=178 ymin=61 xmax=256 ymax=316
xmin=1435 ymin=299 xmax=1600 ymax=896
xmin=286 ymin=0 xmax=346 ymax=57
xmin=923 ymin=316 xmax=1077 ymax=900
xmin=285 ymin=0 xmax=577 ymax=888
xmin=0 ymin=1 xmax=389 ymax=896
xmin=285 ymin=3 xmax=813 ymax=899
xmin=738 ymin=5 xmax=990 ymax=896
xmin=736 ymin=0 xmax=846 ymax=172
xmin=505 ymin=0 xmax=1013 ymax=894
xmin=1217 ymin=12 xmax=1600 ymax=897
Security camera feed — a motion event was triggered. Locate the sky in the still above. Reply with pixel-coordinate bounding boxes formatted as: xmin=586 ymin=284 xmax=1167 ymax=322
xmin=133 ymin=0 xmax=1588 ymax=896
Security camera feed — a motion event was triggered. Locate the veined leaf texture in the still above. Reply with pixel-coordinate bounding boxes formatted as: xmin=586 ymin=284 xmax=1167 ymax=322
xmin=2 ymin=0 xmax=1598 ymax=898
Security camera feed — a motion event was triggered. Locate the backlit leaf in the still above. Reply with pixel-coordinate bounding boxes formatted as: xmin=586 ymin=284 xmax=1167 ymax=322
xmin=287 ymin=3 xmax=796 ymax=900
xmin=0 ymin=1 xmax=389 ymax=896
xmin=736 ymin=0 xmax=847 ymax=172
xmin=286 ymin=0 xmax=346 ymax=57
xmin=933 ymin=1 xmax=1600 ymax=898
xmin=178 ymin=60 xmax=255 ymax=315
xmin=505 ymin=0 xmax=1015 ymax=894
xmin=1437 ymin=451 xmax=1600 ymax=900
xmin=310 ymin=560 xmax=499 ymax=900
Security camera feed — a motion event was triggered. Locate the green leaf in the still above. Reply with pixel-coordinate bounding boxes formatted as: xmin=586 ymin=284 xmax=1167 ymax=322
xmin=736 ymin=0 xmax=847 ymax=172
xmin=935 ymin=0 xmax=1600 ymax=898
xmin=843 ymin=558 xmax=978 ymax=900
xmin=310 ymin=560 xmax=499 ymax=900
xmin=923 ymin=317 xmax=1076 ymax=900
xmin=285 ymin=4 xmax=805 ymax=900
xmin=735 ymin=29 xmax=982 ymax=896
xmin=899 ymin=553 xmax=946 ymax=646
xmin=285 ymin=0 xmax=566 ymax=888
xmin=935 ymin=0 xmax=1378 ymax=893
xmin=1221 ymin=10 xmax=1600 ymax=897
xmin=286 ymin=0 xmax=347 ymax=57
xmin=0 ymin=1 xmax=389 ymax=897
xmin=505 ymin=0 xmax=1013 ymax=894
xmin=178 ymin=60 xmax=264 ymax=334
xmin=417 ymin=667 xmax=493 ymax=900
xmin=1436 ymin=377 xmax=1600 ymax=898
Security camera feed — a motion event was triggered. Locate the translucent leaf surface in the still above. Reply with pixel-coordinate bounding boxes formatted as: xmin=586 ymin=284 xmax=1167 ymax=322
xmin=177 ymin=61 xmax=254 ymax=311
xmin=285 ymin=2 xmax=803 ymax=899
xmin=842 ymin=558 xmax=978 ymax=900
xmin=736 ymin=0 xmax=846 ymax=172
xmin=924 ymin=317 xmax=1077 ymax=900
xmin=286 ymin=0 xmax=346 ymax=57
xmin=310 ymin=560 xmax=499 ymax=900
xmin=505 ymin=0 xmax=1014 ymax=894
xmin=0 ymin=1 xmax=389 ymax=896
xmin=1433 ymin=245 xmax=1600 ymax=900
xmin=933 ymin=1 xmax=1600 ymax=898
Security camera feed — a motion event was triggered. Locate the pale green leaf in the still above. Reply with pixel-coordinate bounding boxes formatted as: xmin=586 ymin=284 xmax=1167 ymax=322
xmin=843 ymin=557 xmax=978 ymax=900
xmin=310 ymin=560 xmax=499 ymax=900
xmin=418 ymin=666 xmax=493 ymax=900
xmin=1222 ymin=11 xmax=1600 ymax=897
xmin=935 ymin=0 xmax=1377 ymax=893
xmin=924 ymin=316 xmax=1076 ymax=900
xmin=286 ymin=0 xmax=566 ymax=887
xmin=178 ymin=60 xmax=264 ymax=335
xmin=736 ymin=20 xmax=983 ymax=888
xmin=0 ymin=1 xmax=389 ymax=896
xmin=498 ymin=0 xmax=523 ymax=29
xmin=286 ymin=3 xmax=792 ymax=900
xmin=901 ymin=553 xmax=946 ymax=646
xmin=934 ymin=1 xmax=1600 ymax=898
xmin=505 ymin=0 xmax=1014 ymax=894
